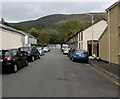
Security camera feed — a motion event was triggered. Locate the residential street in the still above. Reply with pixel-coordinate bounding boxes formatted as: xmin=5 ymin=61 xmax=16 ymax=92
xmin=2 ymin=49 xmax=118 ymax=97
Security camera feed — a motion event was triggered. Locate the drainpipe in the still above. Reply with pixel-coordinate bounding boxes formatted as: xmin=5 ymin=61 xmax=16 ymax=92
xmin=108 ymin=10 xmax=111 ymax=64
xmin=78 ymin=33 xmax=79 ymax=49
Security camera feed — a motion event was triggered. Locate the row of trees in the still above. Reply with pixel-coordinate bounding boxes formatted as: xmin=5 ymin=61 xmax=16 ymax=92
xmin=1 ymin=18 xmax=85 ymax=46
xmin=28 ymin=19 xmax=85 ymax=46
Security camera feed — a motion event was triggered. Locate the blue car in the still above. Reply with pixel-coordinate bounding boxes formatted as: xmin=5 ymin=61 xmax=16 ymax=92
xmin=69 ymin=49 xmax=89 ymax=63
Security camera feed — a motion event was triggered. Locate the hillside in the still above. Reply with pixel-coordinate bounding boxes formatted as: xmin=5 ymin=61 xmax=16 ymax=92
xmin=9 ymin=12 xmax=107 ymax=31
xmin=7 ymin=12 xmax=107 ymax=45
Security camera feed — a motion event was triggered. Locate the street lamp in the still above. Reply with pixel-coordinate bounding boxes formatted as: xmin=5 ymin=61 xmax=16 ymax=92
xmin=85 ymin=14 xmax=94 ymax=56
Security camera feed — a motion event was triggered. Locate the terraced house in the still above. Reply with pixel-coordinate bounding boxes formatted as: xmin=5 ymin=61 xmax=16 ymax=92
xmin=99 ymin=1 xmax=120 ymax=65
xmin=0 ymin=24 xmax=37 ymax=50
xmin=67 ymin=19 xmax=107 ymax=57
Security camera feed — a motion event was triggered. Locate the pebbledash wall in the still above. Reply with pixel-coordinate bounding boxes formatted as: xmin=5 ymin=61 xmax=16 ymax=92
xmin=99 ymin=1 xmax=120 ymax=65
xmin=1 ymin=27 xmax=23 ymax=50
xmin=0 ymin=24 xmax=37 ymax=50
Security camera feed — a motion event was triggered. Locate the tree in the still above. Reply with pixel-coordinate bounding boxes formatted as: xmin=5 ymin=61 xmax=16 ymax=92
xmin=28 ymin=28 xmax=39 ymax=37
xmin=58 ymin=19 xmax=85 ymax=42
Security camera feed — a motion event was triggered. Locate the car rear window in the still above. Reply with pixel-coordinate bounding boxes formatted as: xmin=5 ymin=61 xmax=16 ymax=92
xmin=19 ymin=47 xmax=30 ymax=52
xmin=9 ymin=50 xmax=17 ymax=56
xmin=2 ymin=50 xmax=10 ymax=58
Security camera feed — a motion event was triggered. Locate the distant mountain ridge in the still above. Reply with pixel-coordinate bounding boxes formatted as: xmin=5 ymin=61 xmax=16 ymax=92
xmin=9 ymin=12 xmax=107 ymax=31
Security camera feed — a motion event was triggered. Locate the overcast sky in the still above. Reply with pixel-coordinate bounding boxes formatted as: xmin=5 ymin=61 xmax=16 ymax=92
xmin=0 ymin=0 xmax=118 ymax=23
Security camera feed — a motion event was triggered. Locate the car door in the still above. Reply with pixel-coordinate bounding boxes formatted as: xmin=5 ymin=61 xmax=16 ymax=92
xmin=16 ymin=50 xmax=25 ymax=67
xmin=34 ymin=47 xmax=39 ymax=58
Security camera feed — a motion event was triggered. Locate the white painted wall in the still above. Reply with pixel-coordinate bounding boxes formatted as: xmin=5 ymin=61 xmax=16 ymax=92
xmin=25 ymin=35 xmax=29 ymax=45
xmin=2 ymin=29 xmax=23 ymax=49
xmin=80 ymin=20 xmax=107 ymax=51
xmin=0 ymin=29 xmax=2 ymax=50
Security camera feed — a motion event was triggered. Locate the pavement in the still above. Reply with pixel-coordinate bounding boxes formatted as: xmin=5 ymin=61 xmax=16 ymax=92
xmin=89 ymin=60 xmax=120 ymax=85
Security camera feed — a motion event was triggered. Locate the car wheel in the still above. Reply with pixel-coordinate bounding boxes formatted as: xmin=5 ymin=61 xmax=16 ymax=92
xmin=31 ymin=56 xmax=35 ymax=62
xmin=13 ymin=64 xmax=18 ymax=73
xmin=38 ymin=55 xmax=41 ymax=59
xmin=72 ymin=57 xmax=74 ymax=62
xmin=25 ymin=60 xmax=28 ymax=66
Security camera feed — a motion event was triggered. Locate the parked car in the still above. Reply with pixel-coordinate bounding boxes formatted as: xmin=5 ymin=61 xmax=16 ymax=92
xmin=43 ymin=47 xmax=50 ymax=53
xmin=63 ymin=47 xmax=70 ymax=55
xmin=61 ymin=44 xmax=68 ymax=52
xmin=37 ymin=47 xmax=44 ymax=56
xmin=68 ymin=48 xmax=75 ymax=59
xmin=1 ymin=49 xmax=28 ymax=73
xmin=18 ymin=46 xmax=40 ymax=62
xmin=69 ymin=49 xmax=89 ymax=63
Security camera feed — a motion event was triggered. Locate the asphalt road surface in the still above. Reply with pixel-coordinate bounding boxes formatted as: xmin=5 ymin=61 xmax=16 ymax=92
xmin=2 ymin=49 xmax=118 ymax=97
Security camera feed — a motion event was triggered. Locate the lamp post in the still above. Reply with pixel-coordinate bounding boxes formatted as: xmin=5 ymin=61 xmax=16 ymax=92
xmin=85 ymin=14 xmax=94 ymax=56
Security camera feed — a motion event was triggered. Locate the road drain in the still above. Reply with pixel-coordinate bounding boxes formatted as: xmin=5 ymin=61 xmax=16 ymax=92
xmin=56 ymin=78 xmax=69 ymax=81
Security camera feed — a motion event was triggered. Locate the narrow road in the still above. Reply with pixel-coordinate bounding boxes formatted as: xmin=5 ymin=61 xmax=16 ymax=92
xmin=2 ymin=49 xmax=118 ymax=97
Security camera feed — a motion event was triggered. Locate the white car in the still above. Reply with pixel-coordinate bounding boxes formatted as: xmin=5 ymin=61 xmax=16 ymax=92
xmin=37 ymin=47 xmax=44 ymax=56
xmin=63 ymin=48 xmax=70 ymax=55
xmin=61 ymin=44 xmax=69 ymax=52
xmin=43 ymin=47 xmax=50 ymax=53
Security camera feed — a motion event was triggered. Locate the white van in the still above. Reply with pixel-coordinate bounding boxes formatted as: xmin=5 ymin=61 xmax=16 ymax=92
xmin=61 ymin=44 xmax=68 ymax=52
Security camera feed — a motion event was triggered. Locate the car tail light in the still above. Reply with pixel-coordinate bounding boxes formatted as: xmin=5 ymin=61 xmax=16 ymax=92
xmin=7 ymin=56 xmax=12 ymax=62
xmin=28 ymin=51 xmax=31 ymax=55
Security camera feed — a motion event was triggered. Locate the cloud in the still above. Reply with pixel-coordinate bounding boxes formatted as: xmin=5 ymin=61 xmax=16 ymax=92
xmin=1 ymin=2 xmax=115 ymax=22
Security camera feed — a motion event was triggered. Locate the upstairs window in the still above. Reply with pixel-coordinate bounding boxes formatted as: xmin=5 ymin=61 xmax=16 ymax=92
xmin=81 ymin=32 xmax=83 ymax=41
xmin=118 ymin=34 xmax=120 ymax=55
xmin=118 ymin=6 xmax=120 ymax=27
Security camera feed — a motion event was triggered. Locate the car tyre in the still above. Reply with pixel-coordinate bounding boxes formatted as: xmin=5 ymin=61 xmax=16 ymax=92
xmin=25 ymin=60 xmax=28 ymax=66
xmin=38 ymin=55 xmax=41 ymax=59
xmin=12 ymin=64 xmax=18 ymax=73
xmin=72 ymin=57 xmax=74 ymax=62
xmin=31 ymin=56 xmax=35 ymax=62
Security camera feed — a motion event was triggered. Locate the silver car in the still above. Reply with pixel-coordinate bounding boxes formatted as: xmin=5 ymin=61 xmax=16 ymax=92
xmin=37 ymin=47 xmax=44 ymax=56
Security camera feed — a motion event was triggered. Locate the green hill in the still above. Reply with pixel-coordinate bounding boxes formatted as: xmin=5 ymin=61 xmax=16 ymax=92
xmin=9 ymin=12 xmax=107 ymax=31
xmin=7 ymin=12 xmax=107 ymax=45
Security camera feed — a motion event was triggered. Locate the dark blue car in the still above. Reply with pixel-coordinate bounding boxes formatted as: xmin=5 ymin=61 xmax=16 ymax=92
xmin=69 ymin=49 xmax=89 ymax=63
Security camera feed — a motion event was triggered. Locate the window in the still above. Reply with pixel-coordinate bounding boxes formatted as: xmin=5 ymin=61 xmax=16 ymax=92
xmin=79 ymin=32 xmax=83 ymax=41
xmin=81 ymin=32 xmax=83 ymax=41
xmin=118 ymin=6 xmax=120 ymax=26
xmin=118 ymin=34 xmax=120 ymax=55
xmin=79 ymin=33 xmax=81 ymax=41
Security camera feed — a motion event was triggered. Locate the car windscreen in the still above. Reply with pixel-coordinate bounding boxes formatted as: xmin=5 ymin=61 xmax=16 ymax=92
xmin=43 ymin=47 xmax=48 ymax=49
xmin=19 ymin=47 xmax=30 ymax=52
xmin=62 ymin=46 xmax=68 ymax=49
xmin=37 ymin=48 xmax=42 ymax=50
xmin=76 ymin=50 xmax=88 ymax=54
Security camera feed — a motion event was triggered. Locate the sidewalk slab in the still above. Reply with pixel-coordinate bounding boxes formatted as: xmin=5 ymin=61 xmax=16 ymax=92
xmin=89 ymin=60 xmax=120 ymax=80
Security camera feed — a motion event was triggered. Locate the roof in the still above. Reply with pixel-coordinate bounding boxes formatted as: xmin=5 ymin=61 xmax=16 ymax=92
xmin=98 ymin=26 xmax=108 ymax=40
xmin=0 ymin=24 xmax=36 ymax=38
xmin=18 ymin=30 xmax=34 ymax=38
xmin=106 ymin=1 xmax=120 ymax=11
xmin=0 ymin=24 xmax=25 ymax=36
xmin=67 ymin=19 xmax=107 ymax=42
